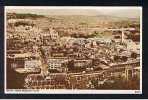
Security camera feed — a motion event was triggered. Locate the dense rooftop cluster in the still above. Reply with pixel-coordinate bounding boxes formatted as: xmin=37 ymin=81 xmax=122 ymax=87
xmin=6 ymin=13 xmax=140 ymax=90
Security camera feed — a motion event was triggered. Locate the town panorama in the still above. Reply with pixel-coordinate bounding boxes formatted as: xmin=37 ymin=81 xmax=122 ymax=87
xmin=5 ymin=7 xmax=142 ymax=93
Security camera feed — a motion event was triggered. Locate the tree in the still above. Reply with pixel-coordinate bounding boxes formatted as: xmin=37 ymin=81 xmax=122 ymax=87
xmin=67 ymin=60 xmax=74 ymax=71
xmin=114 ymin=55 xmax=120 ymax=62
xmin=121 ymin=56 xmax=128 ymax=62
xmin=131 ymin=52 xmax=137 ymax=59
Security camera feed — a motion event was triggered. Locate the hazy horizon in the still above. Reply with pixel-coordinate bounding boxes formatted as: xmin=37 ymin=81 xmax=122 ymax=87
xmin=6 ymin=7 xmax=141 ymax=18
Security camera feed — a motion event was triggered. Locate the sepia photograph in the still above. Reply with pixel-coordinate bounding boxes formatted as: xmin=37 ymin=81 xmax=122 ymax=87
xmin=5 ymin=6 xmax=142 ymax=94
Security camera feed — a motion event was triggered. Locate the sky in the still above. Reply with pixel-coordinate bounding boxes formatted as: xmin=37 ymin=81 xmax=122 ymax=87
xmin=6 ymin=6 xmax=141 ymax=18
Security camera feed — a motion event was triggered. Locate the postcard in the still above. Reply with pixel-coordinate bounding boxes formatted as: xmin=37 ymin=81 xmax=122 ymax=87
xmin=5 ymin=6 xmax=142 ymax=94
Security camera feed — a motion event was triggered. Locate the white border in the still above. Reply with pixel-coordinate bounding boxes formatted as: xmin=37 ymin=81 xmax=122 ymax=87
xmin=4 ymin=6 xmax=142 ymax=94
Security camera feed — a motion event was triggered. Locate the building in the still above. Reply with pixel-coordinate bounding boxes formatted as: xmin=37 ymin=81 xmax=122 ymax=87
xmin=48 ymin=58 xmax=69 ymax=72
xmin=24 ymin=60 xmax=42 ymax=69
xmin=74 ymin=59 xmax=92 ymax=68
xmin=25 ymin=73 xmax=69 ymax=89
xmin=7 ymin=52 xmax=41 ymax=69
xmin=49 ymin=28 xmax=59 ymax=40
xmin=7 ymin=52 xmax=32 ymax=69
